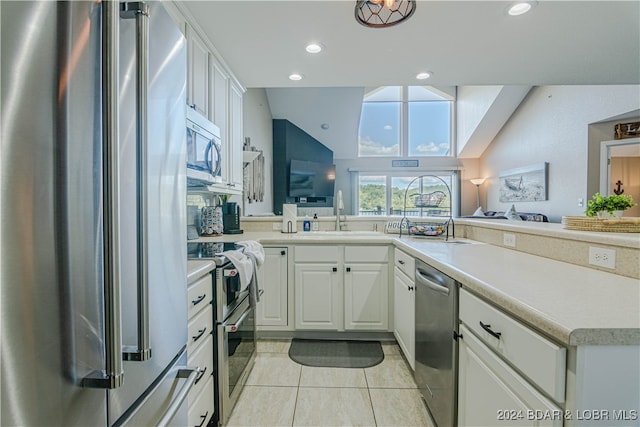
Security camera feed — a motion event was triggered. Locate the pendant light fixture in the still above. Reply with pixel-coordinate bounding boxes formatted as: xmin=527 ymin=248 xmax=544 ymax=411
xmin=355 ymin=0 xmax=416 ymax=28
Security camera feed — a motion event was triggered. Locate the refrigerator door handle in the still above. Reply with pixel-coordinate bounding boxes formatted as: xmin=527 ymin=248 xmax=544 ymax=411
xmin=156 ymin=368 xmax=199 ymax=427
xmin=121 ymin=1 xmax=152 ymax=362
xmin=83 ymin=0 xmax=124 ymax=389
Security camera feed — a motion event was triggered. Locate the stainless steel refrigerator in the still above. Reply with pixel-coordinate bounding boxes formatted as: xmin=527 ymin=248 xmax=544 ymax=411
xmin=1 ymin=1 xmax=192 ymax=425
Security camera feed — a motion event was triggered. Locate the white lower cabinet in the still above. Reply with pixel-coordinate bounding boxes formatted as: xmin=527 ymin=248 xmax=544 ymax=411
xmin=256 ymin=247 xmax=289 ymax=328
xmin=295 ymin=262 xmax=341 ymax=329
xmin=344 ymin=263 xmax=389 ymax=330
xmin=188 ymin=375 xmax=214 ymax=427
xmin=393 ymin=248 xmax=415 ymax=369
xmin=294 ymin=245 xmax=389 ymax=331
xmin=186 ymin=269 xmax=214 ymax=427
xmin=458 ymin=288 xmax=564 ymax=427
xmin=393 ymin=266 xmax=415 ymax=369
xmin=458 ymin=324 xmax=562 ymax=427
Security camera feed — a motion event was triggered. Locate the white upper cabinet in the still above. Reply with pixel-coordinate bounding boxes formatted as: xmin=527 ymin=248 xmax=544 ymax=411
xmin=185 ymin=23 xmax=244 ymax=195
xmin=186 ymin=27 xmax=209 ymax=117
xmin=229 ymin=82 xmax=244 ymax=192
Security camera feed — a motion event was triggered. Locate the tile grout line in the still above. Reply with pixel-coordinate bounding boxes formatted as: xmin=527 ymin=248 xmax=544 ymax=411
xmin=290 ymin=356 xmax=303 ymax=427
xmin=364 ymin=367 xmax=379 ymax=427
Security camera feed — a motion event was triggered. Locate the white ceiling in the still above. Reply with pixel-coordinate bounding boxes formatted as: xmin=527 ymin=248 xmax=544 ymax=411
xmin=182 ymin=1 xmax=639 ymax=88
xmin=180 ymin=1 xmax=640 ymax=159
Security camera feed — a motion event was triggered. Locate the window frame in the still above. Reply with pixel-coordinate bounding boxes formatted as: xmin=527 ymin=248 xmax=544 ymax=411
xmin=358 ymin=86 xmax=455 ymax=158
xmin=356 ymin=170 xmax=460 ymax=217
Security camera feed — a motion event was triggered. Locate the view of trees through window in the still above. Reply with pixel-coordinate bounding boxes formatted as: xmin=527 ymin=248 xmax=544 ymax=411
xmin=359 ymin=175 xmax=452 ymax=217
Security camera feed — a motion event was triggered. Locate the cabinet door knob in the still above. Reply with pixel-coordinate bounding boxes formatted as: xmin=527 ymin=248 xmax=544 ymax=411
xmin=346 ymin=267 xmax=351 ymax=272
xmin=332 ymin=267 xmax=337 ymax=272
xmin=399 ymin=260 xmax=405 ymax=265
xmin=408 ymin=286 xmax=414 ymax=291
xmin=280 ymin=250 xmax=286 ymax=256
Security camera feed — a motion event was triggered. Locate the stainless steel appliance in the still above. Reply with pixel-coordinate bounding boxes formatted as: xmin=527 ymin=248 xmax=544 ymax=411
xmin=187 ymin=107 xmax=223 ymax=185
xmin=1 ymin=2 xmax=194 ymax=425
xmin=187 ymin=242 xmax=257 ymax=425
xmin=414 ymin=259 xmax=460 ymax=427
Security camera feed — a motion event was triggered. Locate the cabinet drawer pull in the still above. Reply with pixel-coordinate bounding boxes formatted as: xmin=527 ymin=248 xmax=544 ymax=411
xmin=398 ymin=260 xmax=405 ymax=265
xmin=192 ymin=327 xmax=207 ymax=342
xmin=196 ymin=411 xmax=209 ymax=427
xmin=195 ymin=366 xmax=207 ymax=384
xmin=479 ymin=321 xmax=502 ymax=340
xmin=191 ymin=294 xmax=206 ymax=306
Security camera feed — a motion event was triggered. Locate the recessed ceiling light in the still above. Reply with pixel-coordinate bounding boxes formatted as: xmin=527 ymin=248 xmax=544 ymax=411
xmin=416 ymin=71 xmax=432 ymax=80
xmin=321 ymin=123 xmax=330 ymax=130
xmin=305 ymin=43 xmax=323 ymax=54
xmin=289 ymin=73 xmax=303 ymax=81
xmin=507 ymin=2 xmax=534 ymax=16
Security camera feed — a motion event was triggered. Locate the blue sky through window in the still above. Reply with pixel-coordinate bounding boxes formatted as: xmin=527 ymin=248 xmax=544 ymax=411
xmin=408 ymin=101 xmax=451 ymax=156
xmin=358 ymin=102 xmax=400 ymax=156
xmin=358 ymin=86 xmax=452 ymax=157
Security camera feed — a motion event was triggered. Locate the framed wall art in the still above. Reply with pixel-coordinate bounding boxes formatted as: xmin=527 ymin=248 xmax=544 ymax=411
xmin=499 ymin=162 xmax=548 ymax=202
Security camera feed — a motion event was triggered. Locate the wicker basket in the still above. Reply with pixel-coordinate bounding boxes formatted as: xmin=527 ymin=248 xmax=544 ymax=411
xmin=407 ymin=220 xmax=448 ymax=237
xmin=414 ymin=191 xmax=446 ymax=208
xmin=562 ymin=216 xmax=640 ymax=233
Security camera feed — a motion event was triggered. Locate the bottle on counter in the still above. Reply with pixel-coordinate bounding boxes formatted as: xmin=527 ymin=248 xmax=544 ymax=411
xmin=303 ymin=215 xmax=311 ymax=232
xmin=312 ymin=213 xmax=319 ymax=231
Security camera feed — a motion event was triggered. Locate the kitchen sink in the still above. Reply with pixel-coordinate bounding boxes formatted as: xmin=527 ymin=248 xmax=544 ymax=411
xmin=316 ymin=230 xmax=383 ymax=236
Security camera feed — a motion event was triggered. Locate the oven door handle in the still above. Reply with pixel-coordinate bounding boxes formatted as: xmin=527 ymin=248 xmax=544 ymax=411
xmin=223 ymin=306 xmax=251 ymax=333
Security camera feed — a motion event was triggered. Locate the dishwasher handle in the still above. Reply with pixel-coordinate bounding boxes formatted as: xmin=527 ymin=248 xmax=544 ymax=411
xmin=415 ymin=268 xmax=450 ymax=296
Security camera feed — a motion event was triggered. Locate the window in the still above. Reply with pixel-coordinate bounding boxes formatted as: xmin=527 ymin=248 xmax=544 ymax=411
xmin=358 ymin=86 xmax=453 ymax=157
xmin=358 ymin=176 xmax=387 ymax=215
xmin=358 ymin=173 xmax=456 ymax=217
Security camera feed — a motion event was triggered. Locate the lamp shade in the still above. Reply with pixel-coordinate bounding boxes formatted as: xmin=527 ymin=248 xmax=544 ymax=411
xmin=470 ymin=178 xmax=486 ymax=186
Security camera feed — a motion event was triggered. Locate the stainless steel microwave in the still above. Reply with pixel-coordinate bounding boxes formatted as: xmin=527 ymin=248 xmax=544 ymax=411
xmin=186 ymin=107 xmax=222 ymax=184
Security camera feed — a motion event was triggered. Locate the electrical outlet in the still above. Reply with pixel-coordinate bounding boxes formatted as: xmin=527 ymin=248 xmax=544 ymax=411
xmin=503 ymin=233 xmax=516 ymax=247
xmin=272 ymin=222 xmax=282 ymax=231
xmin=578 ymin=198 xmax=584 ymax=207
xmin=589 ymin=246 xmax=616 ymax=269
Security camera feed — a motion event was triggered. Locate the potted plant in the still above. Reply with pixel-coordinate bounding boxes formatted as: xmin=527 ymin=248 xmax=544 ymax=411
xmin=585 ymin=193 xmax=637 ymax=218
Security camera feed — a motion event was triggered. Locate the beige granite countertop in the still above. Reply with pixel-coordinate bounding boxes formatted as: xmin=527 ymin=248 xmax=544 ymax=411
xmin=394 ymin=237 xmax=640 ymax=347
xmin=193 ymin=231 xmax=640 ymax=346
xmin=187 ymin=260 xmax=215 ymax=284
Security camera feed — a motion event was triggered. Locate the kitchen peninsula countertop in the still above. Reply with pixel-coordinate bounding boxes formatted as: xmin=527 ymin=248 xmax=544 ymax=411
xmin=194 ymin=231 xmax=640 ymax=347
xmin=187 ymin=260 xmax=215 ymax=283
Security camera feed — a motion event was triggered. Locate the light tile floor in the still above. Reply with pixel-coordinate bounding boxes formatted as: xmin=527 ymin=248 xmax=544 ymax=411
xmin=225 ymin=340 xmax=435 ymax=427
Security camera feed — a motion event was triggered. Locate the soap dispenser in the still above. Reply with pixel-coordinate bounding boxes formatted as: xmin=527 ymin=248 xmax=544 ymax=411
xmin=312 ymin=213 xmax=319 ymax=231
xmin=303 ymin=215 xmax=311 ymax=232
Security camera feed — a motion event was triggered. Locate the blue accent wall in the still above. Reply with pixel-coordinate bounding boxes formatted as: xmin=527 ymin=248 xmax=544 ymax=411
xmin=272 ymin=119 xmax=334 ymax=215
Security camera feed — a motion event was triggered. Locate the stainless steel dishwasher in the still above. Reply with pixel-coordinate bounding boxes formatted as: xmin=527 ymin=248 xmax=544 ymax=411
xmin=414 ymin=259 xmax=459 ymax=427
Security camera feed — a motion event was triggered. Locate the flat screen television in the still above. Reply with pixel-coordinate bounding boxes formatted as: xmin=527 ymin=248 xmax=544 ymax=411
xmin=289 ymin=159 xmax=336 ymax=198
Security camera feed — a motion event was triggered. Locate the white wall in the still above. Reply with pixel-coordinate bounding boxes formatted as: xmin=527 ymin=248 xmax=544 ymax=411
xmin=240 ymin=88 xmax=274 ymax=215
xmin=480 ymin=85 xmax=640 ymax=223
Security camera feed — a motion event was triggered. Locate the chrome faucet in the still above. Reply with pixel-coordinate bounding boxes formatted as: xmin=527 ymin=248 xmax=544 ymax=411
xmin=336 ymin=209 xmax=345 ymax=231
xmin=336 ymin=190 xmax=345 ymax=231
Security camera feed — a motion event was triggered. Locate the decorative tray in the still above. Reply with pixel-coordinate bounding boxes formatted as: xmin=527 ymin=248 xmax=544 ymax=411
xmin=562 ymin=216 xmax=640 ymax=233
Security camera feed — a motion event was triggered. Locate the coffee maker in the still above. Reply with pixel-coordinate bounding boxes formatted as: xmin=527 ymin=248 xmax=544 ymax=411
xmin=222 ymin=202 xmax=243 ymax=234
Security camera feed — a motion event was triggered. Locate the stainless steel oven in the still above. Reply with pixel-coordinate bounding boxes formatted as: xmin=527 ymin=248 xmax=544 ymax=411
xmin=216 ymin=292 xmax=256 ymax=425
